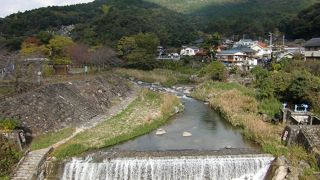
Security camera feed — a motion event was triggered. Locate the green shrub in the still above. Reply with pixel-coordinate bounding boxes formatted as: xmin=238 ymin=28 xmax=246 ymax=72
xmin=199 ymin=61 xmax=227 ymax=81
xmin=0 ymin=135 xmax=22 ymax=178
xmin=42 ymin=64 xmax=54 ymax=77
xmin=259 ymin=98 xmax=282 ymax=117
xmin=0 ymin=118 xmax=19 ymax=131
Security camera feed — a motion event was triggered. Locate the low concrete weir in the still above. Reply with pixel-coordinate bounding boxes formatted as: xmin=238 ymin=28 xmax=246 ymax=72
xmin=61 ymin=151 xmax=274 ymax=180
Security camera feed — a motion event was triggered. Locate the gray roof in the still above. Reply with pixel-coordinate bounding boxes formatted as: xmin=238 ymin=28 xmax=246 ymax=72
xmin=193 ymin=38 xmax=204 ymax=44
xmin=218 ymin=46 xmax=256 ymax=55
xmin=182 ymin=46 xmax=199 ymax=50
xmin=240 ymin=39 xmax=253 ymax=42
xmin=234 ymin=46 xmax=257 ymax=53
xmin=217 ymin=49 xmax=244 ymax=55
xmin=304 ymin=38 xmax=320 ymax=47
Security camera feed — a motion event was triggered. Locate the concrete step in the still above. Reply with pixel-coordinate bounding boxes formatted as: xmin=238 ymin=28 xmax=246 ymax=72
xmin=11 ymin=148 xmax=52 ymax=180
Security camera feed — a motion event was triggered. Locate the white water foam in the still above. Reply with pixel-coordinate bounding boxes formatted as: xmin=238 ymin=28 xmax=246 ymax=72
xmin=62 ymin=154 xmax=274 ymax=180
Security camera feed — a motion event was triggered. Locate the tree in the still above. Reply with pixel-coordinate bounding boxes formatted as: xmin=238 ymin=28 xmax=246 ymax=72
xmin=133 ymin=33 xmax=160 ymax=55
xmin=251 ymin=66 xmax=275 ymax=99
xmin=201 ymin=61 xmax=227 ymax=81
xmin=49 ymin=36 xmax=74 ymax=64
xmin=70 ymin=43 xmax=90 ymax=66
xmin=36 ymin=31 xmax=53 ymax=44
xmin=117 ymin=36 xmax=137 ymax=57
xmin=49 ymin=36 xmax=74 ymax=58
xmin=117 ymin=33 xmax=160 ymax=62
xmin=91 ymin=46 xmax=123 ymax=68
xmin=20 ymin=37 xmax=50 ymax=58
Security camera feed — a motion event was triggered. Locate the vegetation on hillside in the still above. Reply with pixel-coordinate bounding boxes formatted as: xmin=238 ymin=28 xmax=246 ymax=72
xmin=0 ymin=0 xmax=318 ymax=51
xmin=281 ymin=3 xmax=320 ymax=39
xmin=147 ymin=0 xmax=318 ymax=38
xmin=0 ymin=0 xmax=197 ymax=50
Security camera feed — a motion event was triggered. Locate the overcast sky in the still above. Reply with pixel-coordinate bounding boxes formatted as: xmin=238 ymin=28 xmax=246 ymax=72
xmin=0 ymin=0 xmax=94 ymax=18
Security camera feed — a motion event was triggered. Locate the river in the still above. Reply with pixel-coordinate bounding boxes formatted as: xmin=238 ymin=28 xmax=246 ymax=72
xmin=56 ymin=82 xmax=273 ymax=180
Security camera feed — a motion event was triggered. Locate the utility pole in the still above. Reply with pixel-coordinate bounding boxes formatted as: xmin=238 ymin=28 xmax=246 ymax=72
xmin=283 ymin=34 xmax=285 ymax=50
xmin=268 ymin=32 xmax=273 ymax=48
xmin=268 ymin=32 xmax=273 ymax=60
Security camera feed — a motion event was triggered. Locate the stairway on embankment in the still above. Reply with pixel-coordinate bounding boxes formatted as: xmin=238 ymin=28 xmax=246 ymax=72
xmin=11 ymin=148 xmax=52 ymax=180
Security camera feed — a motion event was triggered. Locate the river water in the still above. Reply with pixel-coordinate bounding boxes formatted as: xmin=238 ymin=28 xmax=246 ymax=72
xmin=58 ymin=82 xmax=273 ymax=180
xmin=113 ymin=97 xmax=255 ymax=151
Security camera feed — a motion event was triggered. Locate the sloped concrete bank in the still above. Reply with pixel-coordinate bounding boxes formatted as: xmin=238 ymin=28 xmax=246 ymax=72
xmin=0 ymin=75 xmax=132 ymax=136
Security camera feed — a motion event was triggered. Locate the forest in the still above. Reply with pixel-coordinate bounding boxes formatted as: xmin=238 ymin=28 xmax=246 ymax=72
xmin=0 ymin=0 xmax=197 ymax=50
xmin=0 ymin=0 xmax=319 ymax=51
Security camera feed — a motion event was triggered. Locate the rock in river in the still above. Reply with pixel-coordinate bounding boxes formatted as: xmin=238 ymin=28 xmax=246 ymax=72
xmin=182 ymin=131 xmax=192 ymax=137
xmin=156 ymin=129 xmax=166 ymax=135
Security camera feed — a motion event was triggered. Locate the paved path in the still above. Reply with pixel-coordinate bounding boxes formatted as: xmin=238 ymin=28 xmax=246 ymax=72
xmin=11 ymin=85 xmax=139 ymax=180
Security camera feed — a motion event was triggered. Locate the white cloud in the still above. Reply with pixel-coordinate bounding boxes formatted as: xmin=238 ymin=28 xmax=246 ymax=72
xmin=0 ymin=0 xmax=94 ymax=18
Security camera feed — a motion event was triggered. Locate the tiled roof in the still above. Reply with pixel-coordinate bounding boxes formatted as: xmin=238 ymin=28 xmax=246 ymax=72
xmin=304 ymin=38 xmax=320 ymax=47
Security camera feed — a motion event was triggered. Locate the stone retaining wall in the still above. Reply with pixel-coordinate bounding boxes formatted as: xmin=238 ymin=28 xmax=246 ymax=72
xmin=282 ymin=125 xmax=320 ymax=167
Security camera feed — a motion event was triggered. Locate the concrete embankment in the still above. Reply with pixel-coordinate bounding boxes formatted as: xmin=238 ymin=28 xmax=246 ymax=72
xmin=0 ymin=75 xmax=131 ymax=135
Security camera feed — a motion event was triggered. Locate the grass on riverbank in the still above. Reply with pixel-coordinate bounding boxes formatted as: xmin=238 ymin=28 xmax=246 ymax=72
xmin=114 ymin=68 xmax=191 ymax=86
xmin=0 ymin=86 xmax=15 ymax=96
xmin=52 ymin=89 xmax=181 ymax=159
xmin=192 ymin=81 xmax=318 ymax=174
xmin=30 ymin=128 xmax=75 ymax=150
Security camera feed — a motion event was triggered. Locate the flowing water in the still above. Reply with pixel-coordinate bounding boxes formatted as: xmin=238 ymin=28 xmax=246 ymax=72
xmin=62 ymin=154 xmax=273 ymax=180
xmin=59 ymin=82 xmax=274 ymax=180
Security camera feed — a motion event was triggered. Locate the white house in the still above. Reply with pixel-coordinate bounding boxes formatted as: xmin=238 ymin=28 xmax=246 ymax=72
xmin=251 ymin=42 xmax=272 ymax=58
xmin=234 ymin=39 xmax=256 ymax=47
xmin=277 ymin=52 xmax=294 ymax=61
xmin=180 ymin=46 xmax=200 ymax=56
xmin=304 ymin=38 xmax=320 ymax=61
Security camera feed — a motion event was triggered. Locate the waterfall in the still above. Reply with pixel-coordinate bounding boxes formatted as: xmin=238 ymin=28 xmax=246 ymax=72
xmin=62 ymin=154 xmax=274 ymax=180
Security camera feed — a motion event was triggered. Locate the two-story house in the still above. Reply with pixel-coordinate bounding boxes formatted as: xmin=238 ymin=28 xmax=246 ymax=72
xmin=304 ymin=38 xmax=320 ymax=61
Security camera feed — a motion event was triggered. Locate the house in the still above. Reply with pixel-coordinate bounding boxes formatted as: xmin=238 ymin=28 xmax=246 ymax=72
xmin=180 ymin=46 xmax=200 ymax=56
xmin=285 ymin=47 xmax=304 ymax=54
xmin=276 ymin=52 xmax=294 ymax=61
xmin=234 ymin=39 xmax=256 ymax=47
xmin=304 ymin=38 xmax=320 ymax=61
xmin=251 ymin=42 xmax=272 ymax=58
xmin=216 ymin=46 xmax=258 ymax=68
xmin=216 ymin=49 xmax=246 ymax=67
xmin=193 ymin=38 xmax=204 ymax=46
xmin=233 ymin=46 xmax=257 ymax=57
